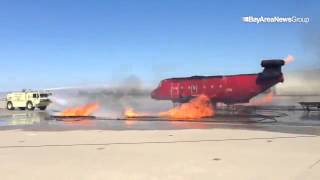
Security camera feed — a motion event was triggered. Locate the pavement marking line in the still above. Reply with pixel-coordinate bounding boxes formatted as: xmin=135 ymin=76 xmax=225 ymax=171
xmin=309 ymin=159 xmax=320 ymax=169
xmin=94 ymin=117 xmax=320 ymax=128
xmin=0 ymin=135 xmax=317 ymax=149
xmin=197 ymin=122 xmax=320 ymax=128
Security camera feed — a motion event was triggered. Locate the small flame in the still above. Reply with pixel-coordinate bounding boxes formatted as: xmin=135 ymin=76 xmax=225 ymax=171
xmin=60 ymin=102 xmax=100 ymax=116
xmin=249 ymin=91 xmax=274 ymax=106
xmin=124 ymin=107 xmax=149 ymax=126
xmin=124 ymin=107 xmax=139 ymax=118
xmin=284 ymin=55 xmax=295 ymax=64
xmin=160 ymin=95 xmax=215 ymax=120
xmin=124 ymin=107 xmax=149 ymax=118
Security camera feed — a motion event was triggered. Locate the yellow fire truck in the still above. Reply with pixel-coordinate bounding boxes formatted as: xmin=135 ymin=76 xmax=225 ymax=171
xmin=6 ymin=90 xmax=51 ymax=110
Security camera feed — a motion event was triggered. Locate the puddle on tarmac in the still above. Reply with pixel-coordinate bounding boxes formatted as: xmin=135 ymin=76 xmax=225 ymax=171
xmin=0 ymin=109 xmax=320 ymax=135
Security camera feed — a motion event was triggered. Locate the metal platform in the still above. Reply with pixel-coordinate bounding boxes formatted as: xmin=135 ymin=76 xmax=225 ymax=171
xmin=299 ymin=102 xmax=320 ymax=111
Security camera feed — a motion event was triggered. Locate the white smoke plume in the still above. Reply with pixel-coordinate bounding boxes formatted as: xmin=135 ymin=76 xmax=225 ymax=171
xmin=276 ymin=69 xmax=320 ymax=96
xmin=47 ymin=75 xmax=171 ymax=118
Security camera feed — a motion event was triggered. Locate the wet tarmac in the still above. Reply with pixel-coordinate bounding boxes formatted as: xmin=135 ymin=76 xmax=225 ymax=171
xmin=0 ymin=108 xmax=320 ymax=135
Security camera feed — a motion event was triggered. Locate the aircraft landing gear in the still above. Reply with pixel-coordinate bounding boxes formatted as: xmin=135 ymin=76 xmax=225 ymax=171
xmin=172 ymin=102 xmax=181 ymax=107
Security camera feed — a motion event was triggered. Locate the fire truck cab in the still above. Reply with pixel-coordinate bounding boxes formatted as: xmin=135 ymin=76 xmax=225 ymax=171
xmin=6 ymin=90 xmax=52 ymax=111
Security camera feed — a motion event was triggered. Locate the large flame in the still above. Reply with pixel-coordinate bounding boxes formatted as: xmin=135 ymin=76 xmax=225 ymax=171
xmin=60 ymin=102 xmax=100 ymax=116
xmin=160 ymin=95 xmax=215 ymax=119
xmin=284 ymin=55 xmax=295 ymax=64
xmin=123 ymin=95 xmax=215 ymax=120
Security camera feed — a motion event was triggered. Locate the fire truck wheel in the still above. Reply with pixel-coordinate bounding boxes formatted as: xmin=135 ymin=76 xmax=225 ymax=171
xmin=7 ymin=102 xmax=14 ymax=110
xmin=26 ymin=102 xmax=35 ymax=110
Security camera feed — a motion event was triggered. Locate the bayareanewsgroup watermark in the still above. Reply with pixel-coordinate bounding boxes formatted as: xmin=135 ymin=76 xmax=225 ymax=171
xmin=242 ymin=16 xmax=310 ymax=24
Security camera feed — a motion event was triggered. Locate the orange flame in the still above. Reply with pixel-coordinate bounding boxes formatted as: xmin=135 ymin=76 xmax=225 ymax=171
xmin=60 ymin=102 xmax=100 ymax=116
xmin=284 ymin=55 xmax=295 ymax=64
xmin=160 ymin=95 xmax=215 ymax=119
xmin=124 ymin=107 xmax=147 ymax=126
xmin=124 ymin=107 xmax=148 ymax=118
xmin=249 ymin=91 xmax=274 ymax=106
xmin=123 ymin=95 xmax=214 ymax=120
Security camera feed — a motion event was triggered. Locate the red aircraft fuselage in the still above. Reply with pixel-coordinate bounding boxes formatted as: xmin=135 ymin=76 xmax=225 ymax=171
xmin=151 ymin=60 xmax=285 ymax=104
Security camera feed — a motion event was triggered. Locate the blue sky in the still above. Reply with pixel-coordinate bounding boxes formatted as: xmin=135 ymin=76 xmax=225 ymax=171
xmin=0 ymin=0 xmax=319 ymax=91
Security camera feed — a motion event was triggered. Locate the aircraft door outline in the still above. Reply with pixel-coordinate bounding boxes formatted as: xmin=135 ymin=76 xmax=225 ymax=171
xmin=170 ymin=83 xmax=180 ymax=98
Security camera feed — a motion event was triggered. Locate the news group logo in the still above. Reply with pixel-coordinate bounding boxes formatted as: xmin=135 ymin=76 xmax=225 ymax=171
xmin=242 ymin=16 xmax=310 ymax=24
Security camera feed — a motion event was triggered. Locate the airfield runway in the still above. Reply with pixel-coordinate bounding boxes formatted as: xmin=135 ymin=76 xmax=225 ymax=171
xmin=0 ymin=108 xmax=320 ymax=179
